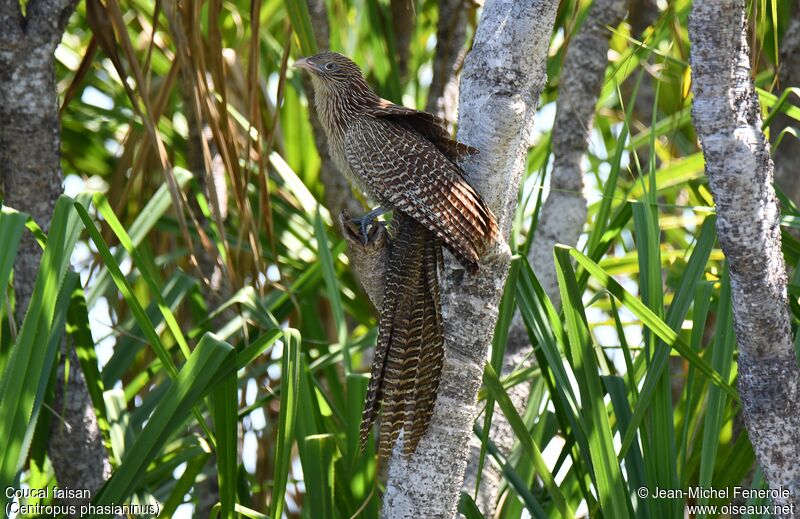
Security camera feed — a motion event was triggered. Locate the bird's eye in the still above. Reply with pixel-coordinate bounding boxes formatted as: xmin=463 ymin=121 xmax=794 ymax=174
xmin=325 ymin=62 xmax=336 ymax=70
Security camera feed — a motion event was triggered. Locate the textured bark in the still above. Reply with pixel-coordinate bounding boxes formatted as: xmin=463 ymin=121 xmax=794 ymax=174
xmin=49 ymin=347 xmax=112 ymax=510
xmin=0 ymin=0 xmax=112 ymax=508
xmin=461 ymin=348 xmax=532 ymax=514
xmin=628 ymin=0 xmax=658 ymax=36
xmin=531 ymin=0 xmax=626 ymax=309
xmin=466 ymin=0 xmax=626 ymax=513
xmin=304 ymin=0 xmax=363 ymax=224
xmin=689 ymin=1 xmax=800 ymax=513
xmin=1 ymin=16 xmax=66 ymax=317
xmin=771 ymin=6 xmax=800 ymax=204
xmin=381 ymin=1 xmax=557 ymax=517
xmin=425 ymin=0 xmax=470 ymax=122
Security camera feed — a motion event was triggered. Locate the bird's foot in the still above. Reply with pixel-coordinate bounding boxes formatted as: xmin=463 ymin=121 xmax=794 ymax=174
xmin=351 ymin=207 xmax=386 ymax=244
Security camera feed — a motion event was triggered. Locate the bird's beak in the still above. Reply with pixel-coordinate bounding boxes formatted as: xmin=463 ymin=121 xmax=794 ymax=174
xmin=293 ymin=57 xmax=315 ymax=72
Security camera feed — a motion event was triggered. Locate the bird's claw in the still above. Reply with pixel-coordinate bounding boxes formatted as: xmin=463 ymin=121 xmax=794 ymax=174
xmin=351 ymin=207 xmax=385 ymax=245
xmin=350 ymin=216 xmax=373 ymax=244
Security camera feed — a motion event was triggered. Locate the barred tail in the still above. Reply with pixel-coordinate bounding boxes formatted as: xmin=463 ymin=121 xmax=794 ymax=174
xmin=359 ymin=213 xmax=445 ymax=457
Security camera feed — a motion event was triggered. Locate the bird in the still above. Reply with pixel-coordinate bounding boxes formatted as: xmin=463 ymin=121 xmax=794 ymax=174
xmin=295 ymin=51 xmax=497 ymax=457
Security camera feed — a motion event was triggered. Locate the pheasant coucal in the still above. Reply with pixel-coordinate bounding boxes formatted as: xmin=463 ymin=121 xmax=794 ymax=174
xmin=295 ymin=51 xmax=497 ymax=457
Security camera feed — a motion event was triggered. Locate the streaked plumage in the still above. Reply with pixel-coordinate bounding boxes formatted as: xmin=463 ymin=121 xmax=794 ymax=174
xmin=295 ymin=51 xmax=496 ymax=456
xmin=360 ymin=213 xmax=444 ymax=456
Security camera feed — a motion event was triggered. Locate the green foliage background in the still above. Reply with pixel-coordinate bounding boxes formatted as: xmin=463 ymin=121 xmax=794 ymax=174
xmin=1 ymin=0 xmax=799 ymax=517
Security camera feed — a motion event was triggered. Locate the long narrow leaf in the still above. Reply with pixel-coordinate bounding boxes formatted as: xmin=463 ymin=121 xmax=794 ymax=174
xmin=0 ymin=196 xmax=83 ymax=500
xmin=555 ymin=247 xmax=629 ymax=519
xmin=483 ymin=364 xmax=573 ymax=519
xmin=270 ymin=329 xmax=301 ymax=519
xmin=567 ymin=246 xmax=736 ymax=400
xmin=92 ymin=333 xmax=233 ymax=508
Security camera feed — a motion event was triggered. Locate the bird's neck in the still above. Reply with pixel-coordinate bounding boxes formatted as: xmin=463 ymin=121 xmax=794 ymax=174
xmin=315 ymin=77 xmax=380 ymax=136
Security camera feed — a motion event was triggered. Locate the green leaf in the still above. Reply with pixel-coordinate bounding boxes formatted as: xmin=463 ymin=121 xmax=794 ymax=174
xmin=567 ymin=246 xmax=737 ymax=401
xmin=158 ymin=446 xmax=211 ymax=518
xmin=0 ymin=206 xmax=28 ymax=310
xmin=211 ymin=369 xmax=239 ymax=518
xmin=103 ymin=389 xmax=130 ymax=466
xmin=94 ymin=193 xmax=191 ymax=359
xmin=554 ymin=246 xmax=629 ymax=519
xmin=283 ymin=0 xmax=318 ymax=56
xmin=604 ymin=376 xmax=649 ymax=518
xmin=314 ymin=208 xmax=348 ymax=370
xmin=270 ymin=329 xmax=302 ymax=519
xmin=516 ymin=259 xmax=592 ymax=480
xmin=697 ymin=266 xmax=735 ymax=516
xmin=0 ymin=196 xmax=83 ymax=501
xmin=92 ymin=333 xmax=234 ymax=508
xmin=67 ymin=285 xmax=110 ymax=437
xmin=303 ymin=434 xmax=340 ymax=519
xmin=477 ymin=255 xmax=520 ymax=496
xmin=483 ymin=364 xmax=574 ymax=519
xmin=74 ymin=199 xmax=215 ymax=443
xmin=458 ymin=492 xmax=486 ymax=519
xmin=86 ymin=168 xmax=192 ymax=307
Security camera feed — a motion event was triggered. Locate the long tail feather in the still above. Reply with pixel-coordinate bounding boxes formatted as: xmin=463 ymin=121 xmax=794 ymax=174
xmin=359 ymin=213 xmax=445 ymax=457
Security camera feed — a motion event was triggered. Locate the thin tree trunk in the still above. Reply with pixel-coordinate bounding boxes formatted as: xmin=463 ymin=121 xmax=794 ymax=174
xmin=381 ymin=1 xmax=557 ymax=517
xmin=390 ymin=0 xmax=415 ymax=80
xmin=771 ymin=4 xmax=800 ymax=204
xmin=0 ymin=0 xmax=111 ymax=508
xmin=304 ymin=0 xmax=363 ymax=225
xmin=530 ymin=0 xmax=626 ymax=311
xmin=464 ymin=0 xmax=627 ymax=514
xmin=425 ymin=0 xmax=470 ymax=123
xmin=689 ymin=0 xmax=800 ymax=513
xmin=179 ymin=67 xmax=233 ymax=519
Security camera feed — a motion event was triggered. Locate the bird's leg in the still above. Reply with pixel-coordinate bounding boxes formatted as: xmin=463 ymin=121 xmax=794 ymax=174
xmin=352 ymin=207 xmax=386 ymax=244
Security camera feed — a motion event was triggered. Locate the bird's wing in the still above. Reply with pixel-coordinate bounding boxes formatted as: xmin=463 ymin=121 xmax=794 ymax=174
xmin=367 ymin=100 xmax=479 ymax=164
xmin=345 ymin=118 xmax=496 ymax=272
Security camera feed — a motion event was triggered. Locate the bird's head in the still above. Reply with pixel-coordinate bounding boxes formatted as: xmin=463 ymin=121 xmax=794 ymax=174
xmin=293 ymin=51 xmax=364 ymax=90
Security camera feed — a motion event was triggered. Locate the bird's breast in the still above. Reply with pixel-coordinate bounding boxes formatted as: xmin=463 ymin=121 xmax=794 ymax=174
xmin=326 ymin=126 xmax=378 ymax=203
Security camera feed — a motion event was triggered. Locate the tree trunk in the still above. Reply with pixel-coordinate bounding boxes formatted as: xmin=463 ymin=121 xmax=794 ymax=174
xmin=465 ymin=0 xmax=627 ymax=513
xmin=771 ymin=5 xmax=800 ymax=204
xmin=380 ymin=1 xmax=557 ymax=517
xmin=530 ymin=0 xmax=626 ymax=312
xmin=390 ymin=0 xmax=415 ymax=80
xmin=425 ymin=0 xmax=471 ymax=124
xmin=0 ymin=0 xmax=111 ymax=508
xmin=689 ymin=0 xmax=800 ymax=513
xmin=304 ymin=0 xmax=364 ymax=226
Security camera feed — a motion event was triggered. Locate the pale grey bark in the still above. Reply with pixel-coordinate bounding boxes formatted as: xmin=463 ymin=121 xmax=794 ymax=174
xmin=531 ymin=0 xmax=626 ymax=309
xmin=628 ymin=0 xmax=658 ymax=36
xmin=461 ymin=349 xmax=532 ymax=515
xmin=49 ymin=347 xmax=112 ymax=510
xmin=689 ymin=1 xmax=800 ymax=513
xmin=464 ymin=0 xmax=626 ymax=513
xmin=0 ymin=0 xmax=111 ymax=508
xmin=381 ymin=1 xmax=558 ymax=517
xmin=772 ymin=5 xmax=800 ymax=204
